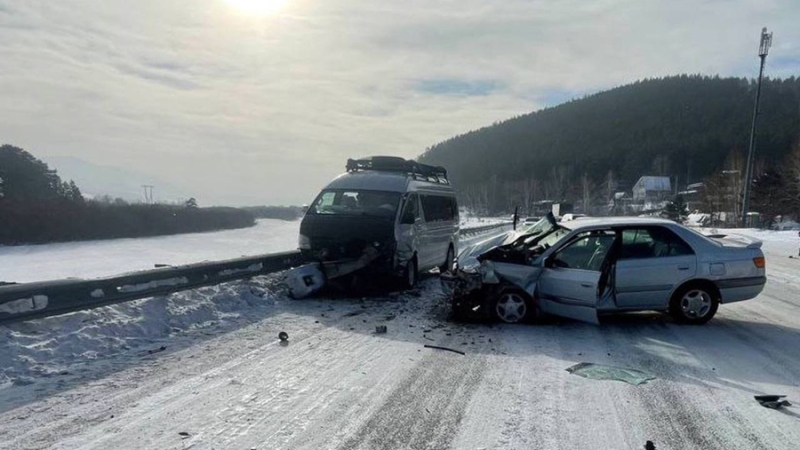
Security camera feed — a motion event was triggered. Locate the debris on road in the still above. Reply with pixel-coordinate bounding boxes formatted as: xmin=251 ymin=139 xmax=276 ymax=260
xmin=145 ymin=345 xmax=167 ymax=355
xmin=424 ymin=344 xmax=466 ymax=356
xmin=278 ymin=332 xmax=289 ymax=342
xmin=178 ymin=431 xmax=190 ymax=438
xmin=566 ymin=362 xmax=656 ymax=386
xmin=645 ymin=441 xmax=656 ymax=450
xmin=754 ymin=395 xmax=792 ymax=409
xmin=375 ymin=325 xmax=387 ymax=334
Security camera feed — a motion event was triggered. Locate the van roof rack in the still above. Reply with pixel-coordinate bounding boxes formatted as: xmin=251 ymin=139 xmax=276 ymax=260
xmin=346 ymin=156 xmax=449 ymax=184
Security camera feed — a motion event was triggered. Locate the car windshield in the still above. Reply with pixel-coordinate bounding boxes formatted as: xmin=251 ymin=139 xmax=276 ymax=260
xmin=308 ymin=189 xmax=401 ymax=218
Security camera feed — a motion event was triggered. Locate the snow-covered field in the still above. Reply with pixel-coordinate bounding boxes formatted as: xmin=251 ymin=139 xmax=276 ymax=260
xmin=0 ymin=219 xmax=301 ymax=283
xmin=1 ymin=227 xmax=800 ymax=449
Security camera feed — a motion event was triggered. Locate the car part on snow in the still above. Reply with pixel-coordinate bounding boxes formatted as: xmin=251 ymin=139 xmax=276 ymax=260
xmin=424 ymin=344 xmax=466 ymax=356
xmin=278 ymin=331 xmax=289 ymax=342
xmin=286 ymin=263 xmax=326 ymax=299
xmin=375 ymin=325 xmax=387 ymax=334
xmin=566 ymin=362 xmax=656 ymax=385
xmin=754 ymin=395 xmax=792 ymax=409
xmin=644 ymin=441 xmax=656 ymax=450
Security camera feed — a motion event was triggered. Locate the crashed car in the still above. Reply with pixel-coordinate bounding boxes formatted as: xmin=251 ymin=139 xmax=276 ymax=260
xmin=442 ymin=214 xmax=766 ymax=325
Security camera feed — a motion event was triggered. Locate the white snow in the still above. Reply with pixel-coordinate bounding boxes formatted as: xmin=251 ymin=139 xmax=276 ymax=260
xmin=0 ymin=219 xmax=300 ymax=283
xmin=0 ymin=295 xmax=48 ymax=314
xmin=118 ymin=277 xmax=189 ymax=293
xmin=1 ymin=226 xmax=799 ymax=449
xmin=218 ymin=263 xmax=262 ymax=277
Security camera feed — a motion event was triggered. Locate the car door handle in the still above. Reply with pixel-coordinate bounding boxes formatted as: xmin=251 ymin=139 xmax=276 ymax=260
xmin=678 ymin=266 xmax=690 ymax=270
xmin=581 ymin=282 xmax=594 ymax=288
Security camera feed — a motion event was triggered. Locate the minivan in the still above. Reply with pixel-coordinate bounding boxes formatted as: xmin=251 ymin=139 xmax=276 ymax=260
xmin=299 ymin=156 xmax=459 ymax=287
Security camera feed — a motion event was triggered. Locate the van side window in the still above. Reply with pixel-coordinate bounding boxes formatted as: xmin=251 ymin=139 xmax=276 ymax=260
xmin=620 ymin=227 xmax=694 ymax=259
xmin=420 ymin=195 xmax=456 ymax=222
xmin=401 ymin=194 xmax=418 ymax=224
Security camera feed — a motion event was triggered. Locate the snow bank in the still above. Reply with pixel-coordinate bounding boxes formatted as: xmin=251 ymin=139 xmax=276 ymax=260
xmin=0 ymin=276 xmax=286 ymax=388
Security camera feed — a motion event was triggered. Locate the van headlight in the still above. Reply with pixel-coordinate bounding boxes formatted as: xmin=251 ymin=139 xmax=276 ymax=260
xmin=298 ymin=234 xmax=311 ymax=250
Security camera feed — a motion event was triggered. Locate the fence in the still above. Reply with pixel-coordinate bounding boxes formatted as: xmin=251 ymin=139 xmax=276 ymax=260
xmin=0 ymin=222 xmax=511 ymax=325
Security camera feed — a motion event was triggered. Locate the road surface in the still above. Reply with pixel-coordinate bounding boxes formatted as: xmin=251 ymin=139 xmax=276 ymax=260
xmin=1 ymin=232 xmax=799 ymax=449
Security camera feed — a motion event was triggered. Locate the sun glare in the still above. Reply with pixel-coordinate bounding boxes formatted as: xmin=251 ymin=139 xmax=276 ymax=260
xmin=225 ymin=0 xmax=288 ymax=16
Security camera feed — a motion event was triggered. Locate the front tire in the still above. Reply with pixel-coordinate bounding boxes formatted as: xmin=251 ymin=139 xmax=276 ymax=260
xmin=669 ymin=284 xmax=719 ymax=324
xmin=439 ymin=246 xmax=455 ymax=274
xmin=493 ymin=289 xmax=533 ymax=324
xmin=403 ymin=257 xmax=418 ymax=289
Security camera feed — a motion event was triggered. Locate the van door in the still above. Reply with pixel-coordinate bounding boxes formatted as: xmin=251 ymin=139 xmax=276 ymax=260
xmin=537 ymin=230 xmax=617 ymax=324
xmin=419 ymin=194 xmax=457 ymax=270
xmin=398 ymin=193 xmax=425 ymax=269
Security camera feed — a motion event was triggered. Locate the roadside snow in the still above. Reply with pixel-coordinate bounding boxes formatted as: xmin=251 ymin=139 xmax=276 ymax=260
xmin=0 ymin=219 xmax=300 ymax=283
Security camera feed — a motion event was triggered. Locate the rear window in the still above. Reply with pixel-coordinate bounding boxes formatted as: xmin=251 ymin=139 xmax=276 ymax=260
xmin=619 ymin=227 xmax=694 ymax=259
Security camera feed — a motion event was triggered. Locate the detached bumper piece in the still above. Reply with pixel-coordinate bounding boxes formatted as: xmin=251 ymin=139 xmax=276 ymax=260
xmin=441 ymin=272 xmax=492 ymax=320
xmin=288 ymin=246 xmax=383 ymax=299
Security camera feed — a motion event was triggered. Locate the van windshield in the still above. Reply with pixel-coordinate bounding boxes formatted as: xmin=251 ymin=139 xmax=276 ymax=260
xmin=309 ymin=189 xmax=401 ymax=219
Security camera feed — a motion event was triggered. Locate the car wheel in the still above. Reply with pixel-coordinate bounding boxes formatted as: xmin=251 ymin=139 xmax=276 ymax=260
xmin=439 ymin=246 xmax=455 ymax=274
xmin=669 ymin=284 xmax=719 ymax=324
xmin=493 ymin=289 xmax=532 ymax=324
xmin=403 ymin=257 xmax=418 ymax=289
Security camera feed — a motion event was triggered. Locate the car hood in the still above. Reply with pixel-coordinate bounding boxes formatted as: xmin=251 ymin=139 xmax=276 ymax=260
xmin=457 ymin=213 xmax=558 ymax=265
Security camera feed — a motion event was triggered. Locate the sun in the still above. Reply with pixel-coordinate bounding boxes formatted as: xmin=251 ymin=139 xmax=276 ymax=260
xmin=224 ymin=0 xmax=288 ymax=16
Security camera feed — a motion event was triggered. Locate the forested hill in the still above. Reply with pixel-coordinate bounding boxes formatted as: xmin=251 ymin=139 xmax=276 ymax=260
xmin=418 ymin=75 xmax=800 ymax=205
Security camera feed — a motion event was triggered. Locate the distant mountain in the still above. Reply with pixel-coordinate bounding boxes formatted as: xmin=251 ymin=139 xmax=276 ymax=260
xmin=419 ymin=75 xmax=800 ymax=212
xmin=45 ymin=155 xmax=189 ymax=202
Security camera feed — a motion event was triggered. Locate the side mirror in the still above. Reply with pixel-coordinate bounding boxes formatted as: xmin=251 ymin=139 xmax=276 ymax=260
xmin=542 ymin=257 xmax=553 ymax=268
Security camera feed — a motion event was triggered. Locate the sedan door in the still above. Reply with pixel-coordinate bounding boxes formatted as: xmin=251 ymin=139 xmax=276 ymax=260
xmin=614 ymin=227 xmax=697 ymax=309
xmin=537 ymin=230 xmax=616 ymax=324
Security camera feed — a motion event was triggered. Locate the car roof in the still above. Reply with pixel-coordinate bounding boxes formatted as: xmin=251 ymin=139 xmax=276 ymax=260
xmin=560 ymin=216 xmax=677 ymax=230
xmin=325 ymin=170 xmax=454 ymax=194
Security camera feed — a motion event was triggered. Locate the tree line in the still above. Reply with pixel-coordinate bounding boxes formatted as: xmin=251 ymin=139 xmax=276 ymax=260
xmin=419 ymin=75 xmax=800 ymax=221
xmin=0 ymin=145 xmax=255 ymax=245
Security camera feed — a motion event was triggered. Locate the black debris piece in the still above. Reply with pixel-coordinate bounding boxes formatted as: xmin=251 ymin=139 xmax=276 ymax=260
xmin=375 ymin=325 xmax=387 ymax=334
xmin=178 ymin=432 xmax=191 ymax=438
xmin=278 ymin=332 xmax=289 ymax=342
xmin=754 ymin=395 xmax=792 ymax=409
xmin=645 ymin=441 xmax=656 ymax=450
xmin=147 ymin=346 xmax=167 ymax=355
xmin=424 ymin=344 xmax=466 ymax=356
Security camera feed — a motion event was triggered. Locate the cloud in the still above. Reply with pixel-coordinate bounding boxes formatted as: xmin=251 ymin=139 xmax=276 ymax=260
xmin=1 ymin=0 xmax=799 ymax=206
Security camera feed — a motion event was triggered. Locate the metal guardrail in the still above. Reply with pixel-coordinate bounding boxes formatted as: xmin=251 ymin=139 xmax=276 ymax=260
xmin=0 ymin=223 xmax=512 ymax=325
xmin=459 ymin=221 xmax=513 ymax=237
xmin=0 ymin=251 xmax=304 ymax=325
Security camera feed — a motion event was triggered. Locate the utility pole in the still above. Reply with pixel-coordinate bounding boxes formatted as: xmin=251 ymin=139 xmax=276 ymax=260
xmin=142 ymin=185 xmax=154 ymax=204
xmin=741 ymin=27 xmax=773 ymax=227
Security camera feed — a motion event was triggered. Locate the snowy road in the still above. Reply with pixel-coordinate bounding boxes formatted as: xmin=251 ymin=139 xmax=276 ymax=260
xmin=1 ymin=231 xmax=800 ymax=449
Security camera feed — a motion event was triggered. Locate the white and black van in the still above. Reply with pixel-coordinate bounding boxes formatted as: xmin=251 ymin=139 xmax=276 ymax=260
xmin=299 ymin=156 xmax=459 ymax=287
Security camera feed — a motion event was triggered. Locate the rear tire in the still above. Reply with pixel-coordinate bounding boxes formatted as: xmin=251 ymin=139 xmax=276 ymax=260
xmin=493 ymin=289 xmax=534 ymax=324
xmin=669 ymin=283 xmax=719 ymax=325
xmin=439 ymin=246 xmax=455 ymax=274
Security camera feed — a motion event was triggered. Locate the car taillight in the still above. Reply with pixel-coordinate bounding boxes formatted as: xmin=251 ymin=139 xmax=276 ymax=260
xmin=753 ymin=257 xmax=765 ymax=269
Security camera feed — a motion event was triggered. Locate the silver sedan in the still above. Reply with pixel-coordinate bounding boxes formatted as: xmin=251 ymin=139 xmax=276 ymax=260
xmin=443 ymin=215 xmax=766 ymax=325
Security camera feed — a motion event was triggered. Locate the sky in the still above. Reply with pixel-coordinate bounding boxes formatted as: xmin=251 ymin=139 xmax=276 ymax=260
xmin=1 ymin=0 xmax=799 ymax=206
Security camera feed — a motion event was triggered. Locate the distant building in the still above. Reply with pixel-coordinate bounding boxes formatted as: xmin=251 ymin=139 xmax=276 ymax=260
xmin=632 ymin=176 xmax=672 ymax=202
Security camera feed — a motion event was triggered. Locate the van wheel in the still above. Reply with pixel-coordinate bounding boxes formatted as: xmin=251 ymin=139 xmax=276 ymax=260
xmin=439 ymin=246 xmax=455 ymax=274
xmin=493 ymin=289 xmax=533 ymax=324
xmin=669 ymin=284 xmax=719 ymax=325
xmin=403 ymin=257 xmax=418 ymax=289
